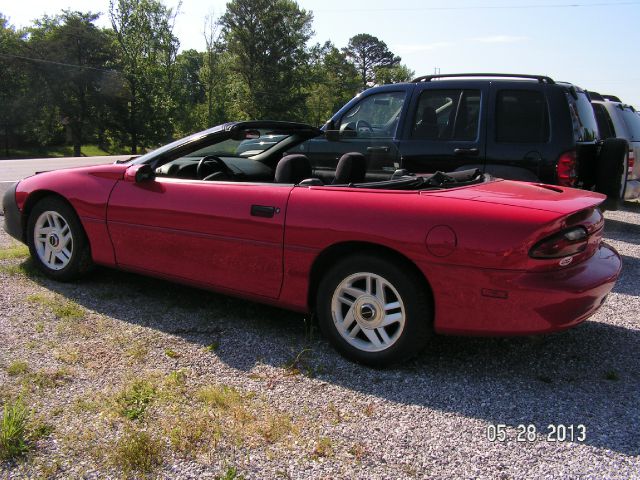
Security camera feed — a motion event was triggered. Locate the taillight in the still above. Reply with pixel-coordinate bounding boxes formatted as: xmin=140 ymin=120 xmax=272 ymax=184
xmin=629 ymin=149 xmax=635 ymax=176
xmin=529 ymin=226 xmax=588 ymax=259
xmin=557 ymin=151 xmax=577 ymax=187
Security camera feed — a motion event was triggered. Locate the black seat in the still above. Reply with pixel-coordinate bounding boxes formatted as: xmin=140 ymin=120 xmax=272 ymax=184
xmin=333 ymin=152 xmax=367 ymax=184
xmin=274 ymin=154 xmax=312 ymax=184
xmin=413 ymin=106 xmax=439 ymax=139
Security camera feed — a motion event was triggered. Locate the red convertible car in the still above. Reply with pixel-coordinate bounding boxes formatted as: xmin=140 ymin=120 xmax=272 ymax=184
xmin=3 ymin=121 xmax=621 ymax=366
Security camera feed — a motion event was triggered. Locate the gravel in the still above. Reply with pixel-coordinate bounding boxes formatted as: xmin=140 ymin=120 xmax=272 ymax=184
xmin=1 ymin=203 xmax=639 ymax=479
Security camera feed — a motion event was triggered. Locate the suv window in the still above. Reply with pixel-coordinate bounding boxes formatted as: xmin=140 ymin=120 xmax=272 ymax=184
xmin=495 ymin=90 xmax=549 ymax=143
xmin=568 ymin=91 xmax=599 ymax=142
xmin=620 ymin=107 xmax=640 ymax=140
xmin=592 ymin=103 xmax=616 ymax=139
xmin=412 ymin=89 xmax=480 ymax=141
xmin=338 ymin=91 xmax=405 ymax=138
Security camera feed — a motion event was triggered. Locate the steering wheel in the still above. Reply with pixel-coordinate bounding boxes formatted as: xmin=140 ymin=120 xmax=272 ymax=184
xmin=197 ymin=155 xmax=232 ymax=180
xmin=356 ymin=120 xmax=374 ymax=134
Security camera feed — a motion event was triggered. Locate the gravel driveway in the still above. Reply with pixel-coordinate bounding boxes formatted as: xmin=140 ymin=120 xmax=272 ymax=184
xmin=1 ymin=204 xmax=639 ymax=479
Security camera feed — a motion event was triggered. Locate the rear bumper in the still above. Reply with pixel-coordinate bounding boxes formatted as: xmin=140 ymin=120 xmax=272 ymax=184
xmin=2 ymin=182 xmax=24 ymax=243
xmin=425 ymin=242 xmax=622 ymax=335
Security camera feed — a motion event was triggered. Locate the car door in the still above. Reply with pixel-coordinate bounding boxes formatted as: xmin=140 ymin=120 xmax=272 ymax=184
xmin=305 ymin=90 xmax=409 ymax=181
xmin=107 ymin=178 xmax=291 ymax=299
xmin=398 ymin=84 xmax=487 ymax=173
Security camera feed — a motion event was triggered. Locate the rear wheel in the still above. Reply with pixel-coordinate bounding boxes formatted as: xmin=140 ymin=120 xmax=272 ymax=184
xmin=27 ymin=197 xmax=92 ymax=281
xmin=316 ymin=254 xmax=432 ymax=367
xmin=596 ymin=138 xmax=629 ymax=203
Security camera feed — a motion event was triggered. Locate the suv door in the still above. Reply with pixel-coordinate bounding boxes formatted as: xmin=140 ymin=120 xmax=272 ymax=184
xmin=398 ymin=84 xmax=486 ymax=173
xmin=485 ymin=83 xmax=554 ymax=181
xmin=305 ymin=90 xmax=409 ymax=181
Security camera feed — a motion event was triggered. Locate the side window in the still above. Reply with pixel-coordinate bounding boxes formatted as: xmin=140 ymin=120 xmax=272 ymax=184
xmin=412 ymin=89 xmax=480 ymax=141
xmin=338 ymin=91 xmax=406 ymax=138
xmin=496 ymin=90 xmax=549 ymax=143
xmin=592 ymin=103 xmax=616 ymax=139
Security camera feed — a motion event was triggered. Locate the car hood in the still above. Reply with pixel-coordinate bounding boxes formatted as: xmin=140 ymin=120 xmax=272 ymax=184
xmin=426 ymin=179 xmax=606 ymax=213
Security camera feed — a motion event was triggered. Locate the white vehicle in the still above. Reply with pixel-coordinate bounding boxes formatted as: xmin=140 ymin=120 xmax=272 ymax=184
xmin=591 ymin=93 xmax=640 ymax=200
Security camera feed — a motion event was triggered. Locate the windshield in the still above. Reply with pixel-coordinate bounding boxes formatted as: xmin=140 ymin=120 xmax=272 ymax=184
xmin=187 ymin=130 xmax=289 ymax=158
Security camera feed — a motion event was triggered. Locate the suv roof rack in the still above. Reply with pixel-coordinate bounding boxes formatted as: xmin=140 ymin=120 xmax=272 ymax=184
xmin=603 ymin=94 xmax=622 ymax=102
xmin=411 ymin=73 xmax=555 ymax=84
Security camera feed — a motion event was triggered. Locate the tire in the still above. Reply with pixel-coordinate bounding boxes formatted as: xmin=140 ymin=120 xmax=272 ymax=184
xmin=26 ymin=196 xmax=93 ymax=281
xmin=596 ymin=138 xmax=629 ymax=202
xmin=316 ymin=254 xmax=433 ymax=367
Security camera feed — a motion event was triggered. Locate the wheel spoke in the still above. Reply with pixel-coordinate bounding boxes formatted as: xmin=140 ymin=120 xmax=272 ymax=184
xmin=376 ymin=327 xmax=391 ymax=345
xmin=374 ymin=277 xmax=385 ymax=303
xmin=341 ymin=307 xmax=356 ymax=330
xmin=348 ymin=323 xmax=361 ymax=338
xmin=365 ymin=275 xmax=373 ymax=294
xmin=55 ymin=251 xmax=69 ymax=263
xmin=44 ymin=245 xmax=54 ymax=265
xmin=362 ymin=327 xmax=382 ymax=347
xmin=381 ymin=312 xmax=402 ymax=327
xmin=343 ymin=286 xmax=365 ymax=299
xmin=338 ymin=295 xmax=354 ymax=307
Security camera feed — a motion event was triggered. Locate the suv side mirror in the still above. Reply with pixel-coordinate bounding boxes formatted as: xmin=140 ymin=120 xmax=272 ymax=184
xmin=125 ymin=164 xmax=155 ymax=183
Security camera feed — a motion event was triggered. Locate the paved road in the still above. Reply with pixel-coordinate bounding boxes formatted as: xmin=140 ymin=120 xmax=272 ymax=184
xmin=0 ymin=155 xmax=132 ymax=200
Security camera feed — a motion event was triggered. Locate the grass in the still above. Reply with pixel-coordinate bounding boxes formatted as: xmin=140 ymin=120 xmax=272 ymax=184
xmin=167 ymin=410 xmax=221 ymax=456
xmin=216 ymin=466 xmax=244 ymax=480
xmin=111 ymin=428 xmax=163 ymax=476
xmin=125 ymin=341 xmax=149 ymax=362
xmin=0 ymin=398 xmax=30 ymax=460
xmin=283 ymin=348 xmax=316 ymax=377
xmin=116 ymin=380 xmax=157 ymax=420
xmin=6 ymin=361 xmax=29 ymax=377
xmin=164 ymin=348 xmax=180 ymax=359
xmin=23 ymin=368 xmax=71 ymax=390
xmin=312 ymin=436 xmax=333 ymax=458
xmin=197 ymin=385 xmax=243 ymax=410
xmin=0 ymin=244 xmax=29 ymax=261
xmin=257 ymin=413 xmax=293 ymax=443
xmin=26 ymin=294 xmax=85 ymax=322
xmin=2 ymin=144 xmax=121 ymax=159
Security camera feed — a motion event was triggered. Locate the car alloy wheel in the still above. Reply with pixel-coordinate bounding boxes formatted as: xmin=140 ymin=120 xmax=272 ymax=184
xmin=331 ymin=272 xmax=406 ymax=352
xmin=33 ymin=210 xmax=74 ymax=270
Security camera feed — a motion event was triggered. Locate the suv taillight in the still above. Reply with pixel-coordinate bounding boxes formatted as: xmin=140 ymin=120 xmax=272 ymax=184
xmin=557 ymin=151 xmax=577 ymax=187
xmin=529 ymin=227 xmax=588 ymax=259
xmin=629 ymin=149 xmax=635 ymax=176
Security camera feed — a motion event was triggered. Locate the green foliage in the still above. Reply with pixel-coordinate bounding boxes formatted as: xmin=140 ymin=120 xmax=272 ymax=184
xmin=343 ymin=33 xmax=401 ymax=88
xmin=111 ymin=428 xmax=163 ymax=475
xmin=220 ymin=0 xmax=314 ymax=120
xmin=374 ymin=64 xmax=415 ymax=85
xmin=0 ymin=244 xmax=29 ymax=260
xmin=117 ymin=380 xmax=156 ymax=420
xmin=6 ymin=361 xmax=29 ymax=376
xmin=0 ymin=398 xmax=30 ymax=460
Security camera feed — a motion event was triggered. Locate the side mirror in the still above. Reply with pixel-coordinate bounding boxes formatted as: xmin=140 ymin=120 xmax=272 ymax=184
xmin=124 ymin=164 xmax=155 ymax=183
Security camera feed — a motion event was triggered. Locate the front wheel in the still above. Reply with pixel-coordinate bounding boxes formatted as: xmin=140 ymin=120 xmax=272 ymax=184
xmin=316 ymin=254 xmax=433 ymax=367
xmin=27 ymin=196 xmax=92 ymax=281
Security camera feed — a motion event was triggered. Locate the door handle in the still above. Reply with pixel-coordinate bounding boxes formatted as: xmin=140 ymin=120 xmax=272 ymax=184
xmin=367 ymin=146 xmax=390 ymax=153
xmin=250 ymin=205 xmax=276 ymax=218
xmin=454 ymin=148 xmax=479 ymax=156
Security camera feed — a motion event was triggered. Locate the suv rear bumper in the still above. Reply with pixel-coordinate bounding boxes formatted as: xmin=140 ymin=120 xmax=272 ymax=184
xmin=424 ymin=242 xmax=621 ymax=335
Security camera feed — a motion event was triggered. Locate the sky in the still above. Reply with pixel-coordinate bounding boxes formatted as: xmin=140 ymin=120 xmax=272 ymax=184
xmin=3 ymin=0 xmax=640 ymax=107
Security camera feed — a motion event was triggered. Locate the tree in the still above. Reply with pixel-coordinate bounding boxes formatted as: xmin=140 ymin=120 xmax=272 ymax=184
xmin=26 ymin=11 xmax=114 ymax=156
xmin=374 ymin=64 xmax=414 ymax=86
xmin=109 ymin=0 xmax=180 ymax=153
xmin=306 ymin=41 xmax=359 ymax=126
xmin=219 ymin=0 xmax=313 ymax=120
xmin=343 ymin=33 xmax=400 ymax=89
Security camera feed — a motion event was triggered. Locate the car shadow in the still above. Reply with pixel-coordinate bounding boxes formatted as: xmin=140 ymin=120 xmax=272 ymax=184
xmin=604 ymin=218 xmax=640 ymax=243
xmin=24 ymin=262 xmax=639 ymax=458
xmin=614 ymin=255 xmax=640 ymax=296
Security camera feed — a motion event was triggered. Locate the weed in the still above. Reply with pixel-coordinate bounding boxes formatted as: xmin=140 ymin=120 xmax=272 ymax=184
xmin=258 ymin=414 xmax=293 ymax=443
xmin=54 ymin=348 xmax=80 ymax=364
xmin=164 ymin=348 xmax=180 ymax=359
xmin=348 ymin=442 xmax=367 ymax=461
xmin=117 ymin=380 xmax=156 ymax=420
xmin=29 ymin=419 xmax=54 ymax=440
xmin=125 ymin=341 xmax=149 ymax=361
xmin=111 ymin=428 xmax=162 ymax=476
xmin=23 ymin=368 xmax=70 ymax=390
xmin=26 ymin=294 xmax=84 ymax=321
xmin=205 ymin=342 xmax=219 ymax=353
xmin=197 ymin=385 xmax=242 ymax=410
xmin=216 ymin=466 xmax=244 ymax=480
xmin=312 ymin=436 xmax=333 ymax=458
xmin=0 ymin=398 xmax=30 ymax=460
xmin=0 ymin=262 xmax=39 ymax=277
xmin=6 ymin=361 xmax=29 ymax=376
xmin=283 ymin=348 xmax=314 ymax=377
xmin=167 ymin=410 xmax=221 ymax=456
xmin=363 ymin=403 xmax=375 ymax=417
xmin=35 ymin=322 xmax=44 ymax=333
xmin=604 ymin=370 xmax=619 ymax=381
xmin=0 ymin=244 xmax=29 ymax=260
xmin=164 ymin=369 xmax=188 ymax=390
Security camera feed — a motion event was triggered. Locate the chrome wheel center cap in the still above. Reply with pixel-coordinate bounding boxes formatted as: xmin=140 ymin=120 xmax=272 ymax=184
xmin=354 ymin=295 xmax=384 ymax=328
xmin=48 ymin=234 xmax=59 ymax=248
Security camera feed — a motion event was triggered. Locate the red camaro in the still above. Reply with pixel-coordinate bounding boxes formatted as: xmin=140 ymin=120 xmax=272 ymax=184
xmin=3 ymin=121 xmax=622 ymax=366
